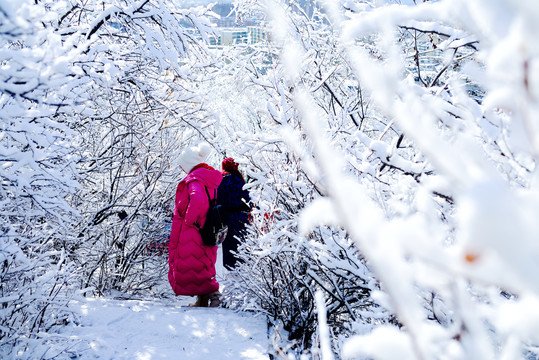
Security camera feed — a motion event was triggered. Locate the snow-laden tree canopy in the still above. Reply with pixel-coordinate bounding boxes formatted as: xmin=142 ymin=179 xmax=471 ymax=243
xmin=2 ymin=0 xmax=539 ymax=359
xmin=246 ymin=0 xmax=539 ymax=358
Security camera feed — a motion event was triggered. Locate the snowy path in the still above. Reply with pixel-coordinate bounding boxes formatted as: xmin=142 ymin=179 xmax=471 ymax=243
xmin=57 ymin=248 xmax=269 ymax=359
xmin=62 ymin=297 xmax=270 ymax=360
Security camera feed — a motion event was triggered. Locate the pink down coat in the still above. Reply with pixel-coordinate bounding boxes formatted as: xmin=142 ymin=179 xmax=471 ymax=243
xmin=168 ymin=165 xmax=223 ymax=296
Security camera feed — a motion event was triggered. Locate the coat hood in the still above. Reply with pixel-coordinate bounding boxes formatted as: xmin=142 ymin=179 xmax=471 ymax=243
xmin=183 ymin=165 xmax=222 ymax=190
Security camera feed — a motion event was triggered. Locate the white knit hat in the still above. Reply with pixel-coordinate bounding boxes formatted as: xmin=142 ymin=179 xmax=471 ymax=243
xmin=178 ymin=142 xmax=212 ymax=173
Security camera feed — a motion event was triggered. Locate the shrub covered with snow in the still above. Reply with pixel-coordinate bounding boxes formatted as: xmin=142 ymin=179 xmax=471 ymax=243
xmin=223 ymin=0 xmax=539 ymax=358
xmin=0 ymin=1 xmax=85 ymax=356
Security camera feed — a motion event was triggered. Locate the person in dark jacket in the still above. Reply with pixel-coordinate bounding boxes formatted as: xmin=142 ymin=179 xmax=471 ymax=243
xmin=217 ymin=157 xmax=251 ymax=270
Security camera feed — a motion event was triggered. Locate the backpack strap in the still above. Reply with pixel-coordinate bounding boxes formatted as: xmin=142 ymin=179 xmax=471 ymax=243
xmin=188 ymin=183 xmax=214 ymax=228
xmin=204 ymin=186 xmax=212 ymax=204
xmin=204 ymin=186 xmax=218 ymax=205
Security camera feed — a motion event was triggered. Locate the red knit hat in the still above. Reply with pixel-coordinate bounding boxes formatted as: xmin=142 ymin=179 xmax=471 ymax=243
xmin=222 ymin=157 xmax=239 ymax=172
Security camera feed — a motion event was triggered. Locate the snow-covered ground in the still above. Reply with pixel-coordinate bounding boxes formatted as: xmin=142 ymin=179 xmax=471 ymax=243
xmin=61 ymin=298 xmax=269 ymax=360
xmin=58 ymin=248 xmax=269 ymax=360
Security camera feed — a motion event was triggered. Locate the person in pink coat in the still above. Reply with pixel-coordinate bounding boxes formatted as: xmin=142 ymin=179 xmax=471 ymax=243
xmin=168 ymin=142 xmax=223 ymax=307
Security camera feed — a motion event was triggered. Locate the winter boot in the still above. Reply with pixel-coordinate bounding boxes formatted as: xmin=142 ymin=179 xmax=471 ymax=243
xmin=209 ymin=291 xmax=222 ymax=308
xmin=189 ymin=294 xmax=209 ymax=307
